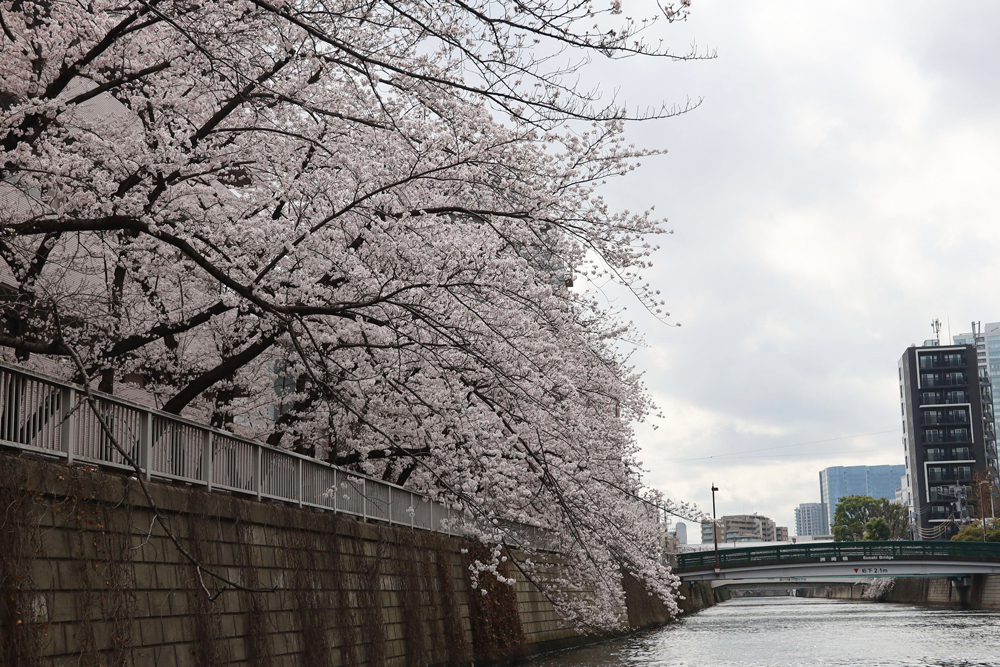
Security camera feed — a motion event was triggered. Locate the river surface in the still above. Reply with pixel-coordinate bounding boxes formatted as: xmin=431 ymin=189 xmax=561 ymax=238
xmin=527 ymin=597 xmax=1000 ymax=667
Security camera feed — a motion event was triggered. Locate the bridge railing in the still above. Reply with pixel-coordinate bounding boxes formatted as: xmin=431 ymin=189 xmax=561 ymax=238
xmin=675 ymin=540 xmax=1000 ymax=571
xmin=0 ymin=360 xmax=460 ymax=534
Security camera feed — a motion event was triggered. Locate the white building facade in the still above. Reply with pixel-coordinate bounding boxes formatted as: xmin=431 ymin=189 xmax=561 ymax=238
xmin=794 ymin=502 xmax=830 ymax=536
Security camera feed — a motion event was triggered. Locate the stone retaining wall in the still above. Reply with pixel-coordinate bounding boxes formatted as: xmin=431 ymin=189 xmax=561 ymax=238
xmin=0 ymin=453 xmax=688 ymax=666
xmin=803 ymin=574 xmax=1000 ymax=610
xmin=882 ymin=574 xmax=1000 ymax=609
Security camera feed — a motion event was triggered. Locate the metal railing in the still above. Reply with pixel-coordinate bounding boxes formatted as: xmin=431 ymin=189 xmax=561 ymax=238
xmin=675 ymin=540 xmax=1000 ymax=571
xmin=0 ymin=360 xmax=458 ymax=534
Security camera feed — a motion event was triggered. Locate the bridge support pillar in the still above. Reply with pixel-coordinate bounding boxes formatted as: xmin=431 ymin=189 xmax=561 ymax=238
xmin=949 ymin=576 xmax=974 ymax=607
xmin=949 ymin=574 xmax=987 ymax=608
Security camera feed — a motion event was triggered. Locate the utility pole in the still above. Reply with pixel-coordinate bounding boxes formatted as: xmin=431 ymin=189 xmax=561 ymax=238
xmin=991 ymin=485 xmax=996 ymax=533
xmin=980 ymin=481 xmax=988 ymax=543
xmin=712 ymin=483 xmax=720 ymax=572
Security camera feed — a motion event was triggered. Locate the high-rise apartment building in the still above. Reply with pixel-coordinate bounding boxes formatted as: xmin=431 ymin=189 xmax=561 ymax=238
xmin=675 ymin=522 xmax=687 ymax=545
xmin=794 ymin=502 xmax=830 ymax=536
xmin=899 ymin=343 xmax=999 ymax=540
xmin=819 ymin=464 xmax=906 ymax=525
xmin=701 ymin=514 xmax=787 ymax=543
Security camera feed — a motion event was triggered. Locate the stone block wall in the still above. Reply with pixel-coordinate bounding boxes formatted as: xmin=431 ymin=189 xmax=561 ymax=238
xmin=883 ymin=574 xmax=1000 ymax=609
xmin=0 ymin=453 xmax=679 ymax=666
xmin=978 ymin=574 xmax=1000 ymax=608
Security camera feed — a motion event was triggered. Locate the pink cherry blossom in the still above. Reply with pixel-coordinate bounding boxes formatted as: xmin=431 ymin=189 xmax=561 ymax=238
xmin=1 ymin=0 xmax=703 ymax=629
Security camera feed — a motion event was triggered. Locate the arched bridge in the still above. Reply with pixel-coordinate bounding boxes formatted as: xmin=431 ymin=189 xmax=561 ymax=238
xmin=674 ymin=541 xmax=1000 ymax=583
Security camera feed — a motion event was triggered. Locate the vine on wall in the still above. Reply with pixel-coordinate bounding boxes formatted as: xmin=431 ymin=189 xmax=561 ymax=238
xmin=326 ymin=519 xmax=359 ymax=667
xmin=0 ymin=456 xmax=44 ymax=667
xmin=64 ymin=467 xmax=143 ymax=667
xmin=279 ymin=507 xmax=333 ymax=667
xmin=433 ymin=541 xmax=471 ymax=667
xmin=232 ymin=502 xmax=275 ymax=667
xmin=393 ymin=534 xmax=431 ymax=667
xmin=355 ymin=526 xmax=388 ymax=667
xmin=464 ymin=543 xmax=525 ymax=663
xmin=184 ymin=492 xmax=229 ymax=667
xmin=68 ymin=473 xmax=101 ymax=667
xmin=97 ymin=485 xmax=138 ymax=666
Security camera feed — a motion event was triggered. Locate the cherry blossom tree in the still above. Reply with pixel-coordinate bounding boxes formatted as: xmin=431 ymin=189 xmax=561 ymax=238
xmin=1 ymin=0 xmax=703 ymax=629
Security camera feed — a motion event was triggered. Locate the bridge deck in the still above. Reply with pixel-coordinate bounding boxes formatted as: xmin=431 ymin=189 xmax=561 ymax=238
xmin=675 ymin=541 xmax=1000 ymax=581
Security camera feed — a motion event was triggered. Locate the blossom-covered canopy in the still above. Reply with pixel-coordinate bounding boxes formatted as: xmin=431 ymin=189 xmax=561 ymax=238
xmin=1 ymin=0 xmax=700 ymax=628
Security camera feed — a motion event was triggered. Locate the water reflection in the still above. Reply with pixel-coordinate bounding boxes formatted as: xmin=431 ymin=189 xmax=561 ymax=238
xmin=527 ymin=598 xmax=1000 ymax=667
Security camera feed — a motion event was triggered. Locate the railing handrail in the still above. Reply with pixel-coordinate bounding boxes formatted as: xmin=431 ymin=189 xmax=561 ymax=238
xmin=0 ymin=358 xmax=458 ymax=534
xmin=0 ymin=359 xmax=431 ymax=494
xmin=675 ymin=540 xmax=1000 ymax=571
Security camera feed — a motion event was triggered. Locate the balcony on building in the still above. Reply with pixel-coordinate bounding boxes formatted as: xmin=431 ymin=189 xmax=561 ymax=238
xmin=922 ymin=427 xmax=972 ymax=444
xmin=920 ymin=409 xmax=970 ymax=426
xmin=928 ymin=482 xmax=969 ymax=501
xmin=926 ymin=465 xmax=973 ymax=484
xmin=929 ymin=503 xmax=953 ymax=518
xmin=919 ymin=353 xmax=967 ymax=369
xmin=920 ymin=390 xmax=970 ymax=405
xmin=924 ymin=446 xmax=974 ymax=462
xmin=920 ymin=372 xmax=968 ymax=387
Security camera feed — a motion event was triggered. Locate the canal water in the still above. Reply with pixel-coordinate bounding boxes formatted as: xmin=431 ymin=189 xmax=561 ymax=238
xmin=528 ymin=597 xmax=1000 ymax=666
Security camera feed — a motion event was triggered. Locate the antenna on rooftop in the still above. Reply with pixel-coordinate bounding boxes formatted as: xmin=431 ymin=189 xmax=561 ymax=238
xmin=931 ymin=318 xmax=941 ymax=343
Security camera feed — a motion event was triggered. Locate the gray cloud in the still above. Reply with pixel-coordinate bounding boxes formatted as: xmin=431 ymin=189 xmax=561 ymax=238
xmin=580 ymin=1 xmax=1000 ymax=530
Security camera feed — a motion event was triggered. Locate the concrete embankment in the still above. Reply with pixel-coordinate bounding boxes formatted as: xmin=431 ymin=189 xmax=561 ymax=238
xmin=803 ymin=575 xmax=1000 ymax=609
xmin=0 ymin=453 xmax=717 ymax=666
xmin=678 ymin=581 xmax=729 ymax=612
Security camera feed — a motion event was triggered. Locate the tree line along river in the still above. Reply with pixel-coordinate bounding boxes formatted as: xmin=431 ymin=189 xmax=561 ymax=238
xmin=527 ymin=597 xmax=1000 ymax=667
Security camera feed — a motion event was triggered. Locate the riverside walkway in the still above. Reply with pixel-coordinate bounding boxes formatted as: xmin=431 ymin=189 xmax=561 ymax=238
xmin=675 ymin=541 xmax=1000 ymax=581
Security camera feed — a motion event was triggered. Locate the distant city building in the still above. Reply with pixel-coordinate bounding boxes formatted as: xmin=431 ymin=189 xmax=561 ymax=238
xmin=663 ymin=531 xmax=680 ymax=561
xmin=675 ymin=522 xmax=687 ymax=545
xmin=953 ymin=322 xmax=1000 ymax=424
xmin=794 ymin=502 xmax=830 ymax=536
xmin=701 ymin=514 xmax=779 ymax=543
xmin=900 ymin=342 xmax=999 ymax=540
xmin=776 ymin=526 xmax=789 ymax=541
xmin=819 ymin=464 xmax=906 ymax=525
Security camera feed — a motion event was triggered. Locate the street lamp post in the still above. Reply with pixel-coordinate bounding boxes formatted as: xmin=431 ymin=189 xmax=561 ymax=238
xmin=712 ymin=484 xmax=720 ymax=572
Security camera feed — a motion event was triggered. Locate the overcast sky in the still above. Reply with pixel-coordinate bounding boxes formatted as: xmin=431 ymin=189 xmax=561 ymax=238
xmin=585 ymin=1 xmax=1000 ymax=534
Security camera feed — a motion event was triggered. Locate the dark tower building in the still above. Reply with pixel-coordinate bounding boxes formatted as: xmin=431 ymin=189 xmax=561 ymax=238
xmin=900 ymin=344 xmax=999 ymax=539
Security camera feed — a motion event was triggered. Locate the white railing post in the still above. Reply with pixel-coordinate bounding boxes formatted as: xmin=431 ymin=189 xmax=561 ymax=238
xmin=297 ymin=458 xmax=303 ymax=507
xmin=139 ymin=410 xmax=152 ymax=480
xmin=204 ymin=431 xmax=213 ymax=492
xmin=59 ymin=387 xmax=75 ymax=465
xmin=410 ymin=492 xmax=415 ymax=529
xmin=255 ymin=445 xmax=262 ymax=500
